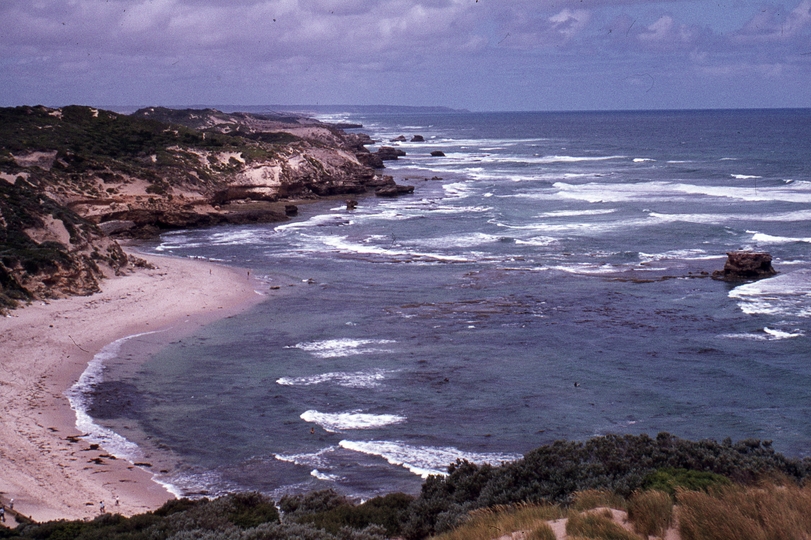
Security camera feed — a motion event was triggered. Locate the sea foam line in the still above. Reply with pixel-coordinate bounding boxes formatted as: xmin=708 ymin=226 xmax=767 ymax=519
xmin=277 ymin=369 xmax=393 ymax=388
xmin=64 ymin=331 xmax=160 ymax=463
xmin=339 ymin=440 xmax=522 ymax=478
xmin=301 ymin=411 xmax=407 ymax=433
xmin=274 ymin=446 xmax=337 ymax=467
xmin=286 ymin=338 xmax=396 ymax=359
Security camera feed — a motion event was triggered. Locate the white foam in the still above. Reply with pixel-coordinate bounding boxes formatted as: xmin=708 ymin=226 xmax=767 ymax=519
xmin=633 ymin=158 xmax=655 ymax=163
xmin=408 ymin=232 xmax=501 ymax=250
xmin=720 ymin=332 xmax=768 ymax=341
xmin=549 ymin=263 xmax=620 ymax=275
xmin=528 ymin=154 xmax=626 ymax=164
xmin=650 ymin=209 xmax=811 ymax=225
xmin=287 ymin=338 xmax=395 ymax=359
xmin=64 ymin=332 xmax=160 ymax=463
xmin=731 ymin=174 xmax=762 ymax=179
xmin=638 ymin=249 xmax=720 ymax=263
xmin=442 ymin=182 xmax=476 ymax=199
xmin=751 ymin=232 xmax=811 ymax=245
xmin=316 ymin=235 xmax=472 ymax=263
xmin=721 ymin=327 xmax=804 ymax=341
xmin=339 ymin=440 xmax=522 ymax=478
xmin=536 ymin=209 xmax=617 ymax=218
xmin=763 ymin=327 xmax=805 ymax=339
xmin=274 ymin=446 xmax=337 ymax=468
xmin=311 ymin=469 xmax=341 ymax=481
xmin=300 ymin=411 xmax=406 ymax=433
xmin=729 ymin=270 xmax=811 ymax=318
xmin=495 ymin=218 xmax=652 ymax=235
xmin=552 ymin=181 xmax=811 ymax=204
xmin=275 ymin=214 xmax=351 ymax=231
xmin=276 ymin=369 xmax=393 ymax=388
xmin=514 ymin=236 xmax=558 ymax=247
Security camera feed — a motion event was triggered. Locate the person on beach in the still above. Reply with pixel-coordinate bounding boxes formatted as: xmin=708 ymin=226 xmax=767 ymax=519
xmin=100 ymin=501 xmax=105 ymax=514
xmin=1 ymin=505 xmax=5 ymax=522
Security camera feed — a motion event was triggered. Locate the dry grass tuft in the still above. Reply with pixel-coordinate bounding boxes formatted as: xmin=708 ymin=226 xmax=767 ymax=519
xmin=627 ymin=489 xmax=673 ymax=537
xmin=565 ymin=508 xmax=643 ymax=540
xmin=526 ymin=522 xmax=557 ymax=540
xmin=572 ymin=489 xmax=628 ymax=512
xmin=432 ymin=502 xmax=564 ymax=540
xmin=677 ymin=481 xmax=811 ymax=540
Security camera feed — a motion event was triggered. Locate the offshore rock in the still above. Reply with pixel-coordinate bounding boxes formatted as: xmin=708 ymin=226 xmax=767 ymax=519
xmin=377 ymin=146 xmax=407 ymax=161
xmin=430 ymin=151 xmax=446 ymax=157
xmin=411 ymin=135 xmax=425 ymax=142
xmin=713 ymin=251 xmax=777 ymax=281
xmin=375 ymin=184 xmax=415 ymax=197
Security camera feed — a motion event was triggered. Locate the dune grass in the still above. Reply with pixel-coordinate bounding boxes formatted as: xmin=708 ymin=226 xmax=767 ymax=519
xmin=627 ymin=489 xmax=673 ymax=537
xmin=430 ymin=503 xmax=564 ymax=540
xmin=430 ymin=478 xmax=811 ymax=540
xmin=565 ymin=508 xmax=643 ymax=540
xmin=677 ymin=480 xmax=811 ymax=540
xmin=572 ymin=489 xmax=629 ymax=512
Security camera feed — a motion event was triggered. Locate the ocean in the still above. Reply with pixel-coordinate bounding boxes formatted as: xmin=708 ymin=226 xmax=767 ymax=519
xmin=75 ymin=109 xmax=811 ymax=501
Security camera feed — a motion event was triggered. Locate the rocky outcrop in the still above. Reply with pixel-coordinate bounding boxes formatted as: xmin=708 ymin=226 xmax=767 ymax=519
xmin=0 ymin=178 xmax=130 ymax=311
xmin=713 ymin=251 xmax=777 ymax=281
xmin=430 ymin=151 xmax=446 ymax=157
xmin=375 ymin=184 xmax=415 ymax=197
xmin=355 ymin=152 xmax=385 ymax=169
xmin=411 ymin=135 xmax=425 ymax=142
xmin=376 ymin=146 xmax=407 ymax=161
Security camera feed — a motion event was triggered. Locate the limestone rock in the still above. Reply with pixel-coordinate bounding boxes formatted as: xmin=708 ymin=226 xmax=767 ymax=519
xmin=377 ymin=146 xmax=407 ymax=161
xmin=376 ymin=184 xmax=415 ymax=197
xmin=713 ymin=251 xmax=777 ymax=281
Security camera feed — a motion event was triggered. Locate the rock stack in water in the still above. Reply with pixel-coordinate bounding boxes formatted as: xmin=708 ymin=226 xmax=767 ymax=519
xmin=713 ymin=251 xmax=777 ymax=281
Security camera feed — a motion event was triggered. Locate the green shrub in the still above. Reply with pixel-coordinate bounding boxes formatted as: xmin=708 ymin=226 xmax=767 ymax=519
xmin=401 ymin=433 xmax=810 ymax=538
xmin=642 ymin=468 xmax=731 ymax=496
xmin=284 ymin=490 xmax=413 ymax=537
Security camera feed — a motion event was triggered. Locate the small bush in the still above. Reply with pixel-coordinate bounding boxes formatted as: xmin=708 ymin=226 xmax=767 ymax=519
xmin=282 ymin=490 xmax=413 ymax=537
xmin=627 ymin=490 xmax=672 ymax=537
xmin=642 ymin=468 xmax=730 ymax=496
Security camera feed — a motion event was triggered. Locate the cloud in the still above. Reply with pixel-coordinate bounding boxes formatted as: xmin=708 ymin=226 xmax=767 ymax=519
xmin=733 ymin=0 xmax=811 ymax=42
xmin=1 ymin=0 xmax=809 ymax=109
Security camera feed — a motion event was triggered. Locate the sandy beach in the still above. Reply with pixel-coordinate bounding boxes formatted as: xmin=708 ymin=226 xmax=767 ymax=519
xmin=0 ymin=249 xmax=264 ymax=524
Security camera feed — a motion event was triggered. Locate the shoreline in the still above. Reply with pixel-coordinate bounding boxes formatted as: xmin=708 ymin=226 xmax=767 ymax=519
xmin=0 ymin=248 xmax=265 ymax=523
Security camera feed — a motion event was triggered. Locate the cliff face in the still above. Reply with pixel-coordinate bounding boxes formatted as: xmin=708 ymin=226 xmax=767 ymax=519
xmin=0 ymin=105 xmax=386 ymax=310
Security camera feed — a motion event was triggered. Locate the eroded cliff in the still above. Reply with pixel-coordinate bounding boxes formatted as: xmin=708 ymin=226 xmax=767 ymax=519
xmin=0 ymin=105 xmax=394 ymax=309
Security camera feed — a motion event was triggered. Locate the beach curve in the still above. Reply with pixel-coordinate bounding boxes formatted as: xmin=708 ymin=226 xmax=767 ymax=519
xmin=0 ymin=248 xmax=264 ymax=523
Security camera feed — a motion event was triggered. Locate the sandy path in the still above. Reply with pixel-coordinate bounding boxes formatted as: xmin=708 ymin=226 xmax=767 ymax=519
xmin=0 ymin=250 xmax=264 ymax=523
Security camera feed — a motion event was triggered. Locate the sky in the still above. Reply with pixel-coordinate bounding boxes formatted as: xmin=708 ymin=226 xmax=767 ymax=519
xmin=1 ymin=0 xmax=810 ymax=111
